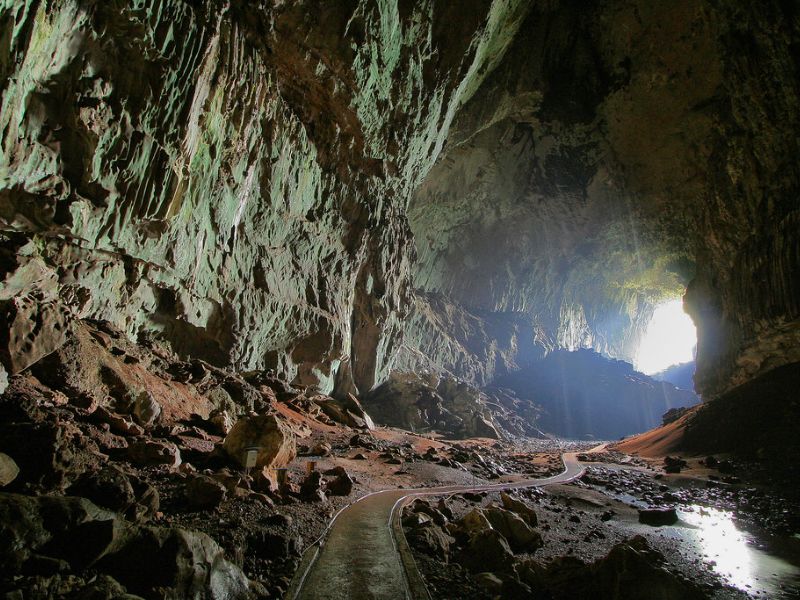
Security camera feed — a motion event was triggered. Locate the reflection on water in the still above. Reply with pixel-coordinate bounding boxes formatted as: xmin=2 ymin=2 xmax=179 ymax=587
xmin=678 ymin=506 xmax=800 ymax=598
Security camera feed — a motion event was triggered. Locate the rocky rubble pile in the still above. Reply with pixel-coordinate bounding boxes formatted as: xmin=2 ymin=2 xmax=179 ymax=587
xmin=362 ymin=372 xmax=545 ymax=440
xmin=402 ymin=491 xmax=705 ymax=600
xmin=0 ymin=316 xmax=367 ymax=598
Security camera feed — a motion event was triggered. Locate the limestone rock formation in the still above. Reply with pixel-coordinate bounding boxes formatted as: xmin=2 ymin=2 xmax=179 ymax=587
xmin=1 ymin=0 xmax=797 ymax=409
xmin=404 ymin=1 xmax=800 ymax=400
xmin=1 ymin=2 xmax=798 ymax=598
xmin=223 ymin=413 xmax=296 ymax=470
xmin=362 ymin=372 xmax=503 ymax=439
xmin=0 ymin=0 xmax=532 ymax=396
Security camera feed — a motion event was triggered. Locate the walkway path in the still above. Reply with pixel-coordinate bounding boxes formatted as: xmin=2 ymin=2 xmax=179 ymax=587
xmin=289 ymin=451 xmax=588 ymax=600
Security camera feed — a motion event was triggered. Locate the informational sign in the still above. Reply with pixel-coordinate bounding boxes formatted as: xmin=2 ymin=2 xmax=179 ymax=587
xmin=244 ymin=448 xmax=259 ymax=469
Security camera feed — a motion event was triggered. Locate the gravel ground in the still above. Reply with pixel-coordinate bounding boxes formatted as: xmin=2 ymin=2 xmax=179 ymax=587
xmin=405 ymin=452 xmax=800 ymax=600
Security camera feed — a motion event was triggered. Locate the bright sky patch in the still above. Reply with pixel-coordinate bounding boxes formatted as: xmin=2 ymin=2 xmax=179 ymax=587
xmin=636 ymin=299 xmax=696 ymax=374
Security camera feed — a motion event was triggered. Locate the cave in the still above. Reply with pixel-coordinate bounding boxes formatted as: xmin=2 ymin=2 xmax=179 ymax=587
xmin=0 ymin=1 xmax=798 ymax=599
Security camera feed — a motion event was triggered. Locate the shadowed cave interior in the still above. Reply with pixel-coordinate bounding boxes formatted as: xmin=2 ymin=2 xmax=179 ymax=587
xmin=0 ymin=1 xmax=799 ymax=599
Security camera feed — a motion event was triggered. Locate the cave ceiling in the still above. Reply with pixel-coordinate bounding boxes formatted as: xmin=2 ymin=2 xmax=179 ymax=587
xmin=0 ymin=0 xmax=797 ymax=400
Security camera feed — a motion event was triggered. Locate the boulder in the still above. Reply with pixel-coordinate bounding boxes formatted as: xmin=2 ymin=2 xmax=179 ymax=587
xmin=0 ymin=452 xmax=19 ymax=487
xmin=437 ymin=498 xmax=454 ymax=520
xmin=98 ymin=526 xmax=255 ymax=599
xmin=0 ymin=261 xmax=73 ymax=374
xmin=403 ymin=511 xmax=433 ymax=528
xmin=340 ymin=394 xmax=375 ymax=430
xmin=208 ymin=468 xmax=243 ymax=491
xmin=516 ymin=536 xmax=706 ymax=600
xmin=0 ymin=492 xmax=122 ymax=572
xmin=127 ymin=479 xmax=160 ymax=522
xmin=186 ymin=476 xmax=227 ymax=510
xmin=0 ymin=492 xmax=256 ymax=598
xmin=92 ymin=407 xmax=145 ymax=437
xmin=322 ymin=465 xmax=347 ymax=477
xmin=246 ymin=529 xmax=301 ymax=560
xmin=501 ymin=578 xmax=534 ymax=599
xmin=458 ymin=508 xmax=493 ymax=535
xmin=484 ymin=507 xmax=543 ymax=552
xmin=474 ymin=572 xmax=504 ymax=594
xmin=312 ymin=395 xmax=374 ymax=430
xmin=0 ymin=418 xmax=88 ymax=489
xmin=406 ymin=522 xmax=453 ymax=560
xmin=127 ymin=440 xmax=181 ymax=468
xmin=223 ymin=413 xmax=296 ymax=469
xmin=349 ymin=434 xmax=376 ymax=449
xmin=459 ymin=528 xmax=514 ymax=573
xmin=206 ymin=386 xmax=237 ymax=414
xmin=325 ymin=471 xmax=354 ymax=496
xmin=663 ymin=456 xmax=687 ymax=474
xmin=208 ymin=409 xmax=235 ymax=435
xmin=500 ymin=492 xmax=538 ymax=526
xmin=309 ymin=441 xmax=332 ymax=456
xmin=410 ymin=499 xmax=448 ymax=526
xmin=251 ymin=467 xmax=277 ymax=494
xmin=67 ymin=465 xmax=136 ymax=513
xmin=362 ymin=373 xmax=501 ymax=439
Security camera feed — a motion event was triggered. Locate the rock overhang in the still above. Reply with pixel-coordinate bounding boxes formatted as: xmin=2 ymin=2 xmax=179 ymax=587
xmin=0 ymin=0 xmax=797 ymax=403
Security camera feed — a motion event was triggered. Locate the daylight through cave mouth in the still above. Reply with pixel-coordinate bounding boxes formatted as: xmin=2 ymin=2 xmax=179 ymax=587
xmin=635 ymin=298 xmax=697 ymax=375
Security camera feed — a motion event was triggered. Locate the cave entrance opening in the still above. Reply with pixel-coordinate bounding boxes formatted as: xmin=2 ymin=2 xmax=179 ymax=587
xmin=635 ymin=298 xmax=696 ymax=375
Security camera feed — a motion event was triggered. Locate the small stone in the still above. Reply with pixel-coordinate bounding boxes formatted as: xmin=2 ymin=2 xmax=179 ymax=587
xmin=638 ymin=507 xmax=678 ymax=526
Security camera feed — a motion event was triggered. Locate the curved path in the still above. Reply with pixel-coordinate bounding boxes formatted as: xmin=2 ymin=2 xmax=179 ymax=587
xmin=287 ymin=451 xmax=588 ymax=600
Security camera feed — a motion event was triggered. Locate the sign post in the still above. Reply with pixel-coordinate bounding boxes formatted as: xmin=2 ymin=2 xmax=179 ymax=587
xmin=244 ymin=446 xmax=259 ymax=476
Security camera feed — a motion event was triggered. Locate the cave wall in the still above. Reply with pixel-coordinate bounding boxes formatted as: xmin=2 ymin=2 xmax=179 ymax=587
xmin=1 ymin=0 xmax=797 ymax=402
xmin=0 ymin=0 xmax=531 ymax=393
xmin=406 ymin=0 xmax=800 ymax=398
xmin=684 ymin=1 xmax=800 ymax=398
